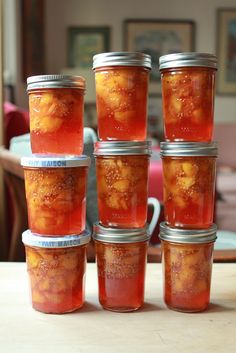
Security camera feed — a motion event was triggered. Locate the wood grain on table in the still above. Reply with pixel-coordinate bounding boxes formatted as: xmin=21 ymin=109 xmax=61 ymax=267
xmin=0 ymin=263 xmax=235 ymax=353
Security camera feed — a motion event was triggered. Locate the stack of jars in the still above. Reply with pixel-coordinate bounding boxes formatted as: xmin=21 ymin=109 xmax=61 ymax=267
xmin=158 ymin=53 xmax=218 ymax=312
xmin=21 ymin=75 xmax=91 ymax=314
xmin=92 ymin=52 xmax=152 ymax=312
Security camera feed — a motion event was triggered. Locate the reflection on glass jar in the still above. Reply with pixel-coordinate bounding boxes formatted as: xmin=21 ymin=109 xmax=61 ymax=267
xmin=22 ymin=230 xmax=91 ymax=314
xmin=93 ymin=224 xmax=149 ymax=312
xmin=160 ymin=142 xmax=217 ymax=229
xmin=93 ymin=52 xmax=151 ymax=141
xmin=27 ymin=75 xmax=85 ymax=155
xmin=21 ymin=155 xmax=90 ymax=236
xmin=94 ymin=141 xmax=151 ymax=228
xmin=159 ymin=53 xmax=217 ymax=142
xmin=160 ymin=223 xmax=217 ymax=313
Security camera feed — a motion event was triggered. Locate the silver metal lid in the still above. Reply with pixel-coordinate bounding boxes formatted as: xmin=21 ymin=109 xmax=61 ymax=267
xmin=22 ymin=229 xmax=91 ymax=248
xmin=160 ymin=142 xmax=218 ymax=157
xmin=159 ymin=222 xmax=217 ymax=244
xmin=159 ymin=52 xmax=218 ymax=70
xmin=94 ymin=141 xmax=152 ymax=156
xmin=93 ymin=52 xmax=152 ymax=70
xmin=93 ymin=223 xmax=150 ymax=243
xmin=27 ymin=74 xmax=86 ymax=91
xmin=21 ymin=155 xmax=91 ymax=168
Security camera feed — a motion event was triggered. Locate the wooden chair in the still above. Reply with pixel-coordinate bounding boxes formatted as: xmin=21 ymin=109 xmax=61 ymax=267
xmin=0 ymin=147 xmax=27 ymax=261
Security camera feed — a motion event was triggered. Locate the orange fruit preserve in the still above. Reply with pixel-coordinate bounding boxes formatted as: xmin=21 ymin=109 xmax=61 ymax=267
xmin=24 ymin=166 xmax=87 ymax=235
xmin=162 ymin=240 xmax=214 ymax=312
xmin=95 ymin=241 xmax=147 ymax=312
xmin=162 ymin=156 xmax=216 ymax=229
xmin=96 ymin=155 xmax=150 ymax=228
xmin=22 ymin=155 xmax=90 ymax=236
xmin=27 ymin=74 xmax=85 ymax=155
xmin=95 ymin=66 xmax=149 ymax=140
xmin=161 ymin=67 xmax=216 ymax=142
xmin=25 ymin=245 xmax=87 ymax=314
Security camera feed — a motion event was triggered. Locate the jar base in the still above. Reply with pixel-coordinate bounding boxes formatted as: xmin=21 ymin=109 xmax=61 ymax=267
xmin=32 ymin=302 xmax=84 ymax=314
xmin=101 ymin=304 xmax=142 ymax=313
xmin=165 ymin=303 xmax=209 ymax=313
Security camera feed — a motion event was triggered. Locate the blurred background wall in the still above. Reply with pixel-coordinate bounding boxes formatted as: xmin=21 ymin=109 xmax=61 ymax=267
xmin=3 ymin=0 xmax=236 ymax=123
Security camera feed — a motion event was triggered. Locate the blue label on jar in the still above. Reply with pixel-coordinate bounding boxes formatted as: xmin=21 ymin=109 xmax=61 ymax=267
xmin=40 ymin=239 xmax=81 ymax=247
xmin=41 ymin=160 xmax=67 ymax=167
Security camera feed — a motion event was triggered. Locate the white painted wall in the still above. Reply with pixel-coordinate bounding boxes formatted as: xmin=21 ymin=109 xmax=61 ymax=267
xmin=3 ymin=0 xmax=236 ymax=123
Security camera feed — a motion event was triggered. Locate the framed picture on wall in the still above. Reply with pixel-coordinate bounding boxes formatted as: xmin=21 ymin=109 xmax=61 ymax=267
xmin=123 ymin=19 xmax=195 ymax=94
xmin=67 ymin=26 xmax=110 ymax=69
xmin=217 ymin=9 xmax=236 ymax=95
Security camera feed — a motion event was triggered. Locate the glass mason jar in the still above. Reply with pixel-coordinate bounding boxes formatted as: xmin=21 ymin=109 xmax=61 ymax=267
xmin=159 ymin=222 xmax=217 ymax=313
xmin=94 ymin=141 xmax=152 ymax=228
xmin=21 ymin=155 xmax=90 ymax=236
xmin=159 ymin=53 xmax=217 ymax=142
xmin=93 ymin=223 xmax=149 ymax=312
xmin=160 ymin=142 xmax=217 ymax=229
xmin=93 ymin=52 xmax=152 ymax=141
xmin=27 ymin=75 xmax=85 ymax=154
xmin=22 ymin=229 xmax=91 ymax=314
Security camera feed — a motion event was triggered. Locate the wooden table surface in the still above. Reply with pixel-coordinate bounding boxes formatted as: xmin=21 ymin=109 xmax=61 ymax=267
xmin=0 ymin=262 xmax=235 ymax=353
